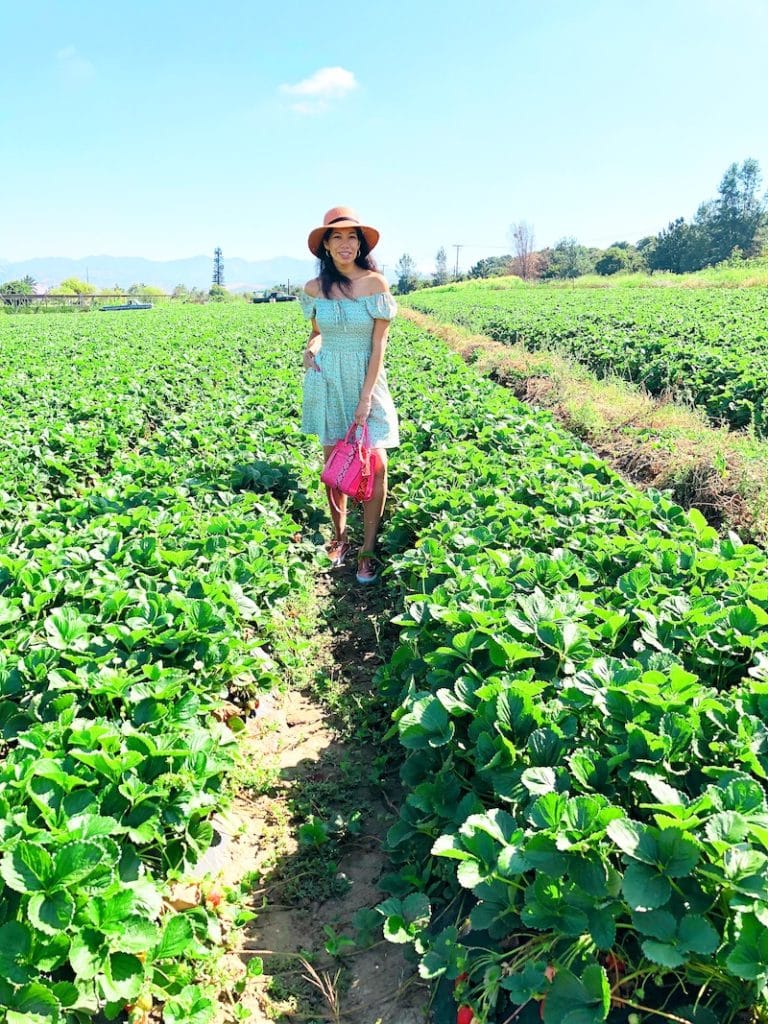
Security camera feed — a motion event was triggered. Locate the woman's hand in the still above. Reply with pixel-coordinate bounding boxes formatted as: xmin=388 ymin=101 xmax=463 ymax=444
xmin=303 ymin=349 xmax=320 ymax=372
xmin=354 ymin=395 xmax=372 ymax=425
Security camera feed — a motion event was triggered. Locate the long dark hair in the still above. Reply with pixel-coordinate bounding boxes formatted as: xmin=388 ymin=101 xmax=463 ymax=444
xmin=318 ymin=227 xmax=378 ymax=298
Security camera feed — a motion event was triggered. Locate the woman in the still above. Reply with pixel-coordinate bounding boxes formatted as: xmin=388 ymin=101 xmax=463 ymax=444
xmin=299 ymin=206 xmax=399 ymax=585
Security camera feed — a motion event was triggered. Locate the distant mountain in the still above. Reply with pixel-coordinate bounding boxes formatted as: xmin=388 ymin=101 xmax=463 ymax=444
xmin=0 ymin=254 xmax=318 ymax=293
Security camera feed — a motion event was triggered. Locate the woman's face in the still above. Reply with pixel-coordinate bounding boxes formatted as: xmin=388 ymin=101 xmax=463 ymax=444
xmin=324 ymin=227 xmax=361 ymax=267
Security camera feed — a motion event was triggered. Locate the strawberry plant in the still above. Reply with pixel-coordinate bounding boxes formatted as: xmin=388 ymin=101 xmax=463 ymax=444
xmin=372 ymin=319 xmax=768 ymax=1022
xmin=405 ymin=280 xmax=768 ymax=434
xmin=0 ymin=305 xmax=324 ymax=1020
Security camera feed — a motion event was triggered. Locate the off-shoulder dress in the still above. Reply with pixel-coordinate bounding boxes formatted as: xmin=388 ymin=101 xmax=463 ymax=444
xmin=298 ymin=289 xmax=400 ymax=449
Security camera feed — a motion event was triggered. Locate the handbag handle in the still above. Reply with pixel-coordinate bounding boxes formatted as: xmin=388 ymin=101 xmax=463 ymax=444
xmin=344 ymin=422 xmax=370 ymax=446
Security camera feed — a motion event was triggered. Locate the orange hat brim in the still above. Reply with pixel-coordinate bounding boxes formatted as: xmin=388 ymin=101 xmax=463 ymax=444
xmin=307 ymin=220 xmax=380 ymax=258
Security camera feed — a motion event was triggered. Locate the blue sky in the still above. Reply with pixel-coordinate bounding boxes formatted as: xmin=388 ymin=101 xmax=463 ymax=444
xmin=2 ymin=0 xmax=768 ymax=274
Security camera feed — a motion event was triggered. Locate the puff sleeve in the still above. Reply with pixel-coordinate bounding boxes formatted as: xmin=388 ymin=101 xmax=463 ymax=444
xmin=298 ymin=290 xmax=317 ymax=320
xmin=364 ymin=292 xmax=397 ymax=321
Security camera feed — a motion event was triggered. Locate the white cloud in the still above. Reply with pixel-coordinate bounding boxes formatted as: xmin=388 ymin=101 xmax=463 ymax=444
xmin=279 ymin=66 xmax=358 ymax=114
xmin=56 ymin=46 xmax=95 ymax=84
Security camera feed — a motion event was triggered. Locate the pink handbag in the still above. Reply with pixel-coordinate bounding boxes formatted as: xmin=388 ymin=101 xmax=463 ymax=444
xmin=321 ymin=423 xmax=378 ymax=507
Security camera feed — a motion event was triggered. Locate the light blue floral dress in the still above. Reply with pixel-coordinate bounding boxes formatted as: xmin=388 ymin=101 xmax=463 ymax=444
xmin=298 ymin=289 xmax=400 ymax=448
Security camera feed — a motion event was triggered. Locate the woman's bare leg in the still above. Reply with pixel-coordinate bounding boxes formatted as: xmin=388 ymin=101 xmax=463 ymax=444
xmin=361 ymin=449 xmax=387 ymax=553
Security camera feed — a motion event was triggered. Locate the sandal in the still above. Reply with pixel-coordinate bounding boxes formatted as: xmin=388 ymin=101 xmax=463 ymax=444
xmin=326 ymin=535 xmax=350 ymax=567
xmin=355 ymin=551 xmax=379 ymax=585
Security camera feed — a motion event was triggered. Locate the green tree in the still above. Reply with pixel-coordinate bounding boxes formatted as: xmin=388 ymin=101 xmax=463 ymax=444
xmin=0 ymin=279 xmax=34 ymax=306
xmin=0 ymin=279 xmax=34 ymax=294
xmin=468 ymin=255 xmax=513 ymax=278
xmin=595 ymin=248 xmax=627 ymax=275
xmin=543 ymin=238 xmax=594 ymax=279
xmin=395 ymin=253 xmax=419 ymax=294
xmin=706 ymin=158 xmax=766 ymax=262
xmin=59 ymin=277 xmax=96 ymax=294
xmin=433 ymin=247 xmax=449 ymax=286
xmin=595 ymin=243 xmax=644 ymax=275
xmin=646 ymin=219 xmax=710 ymax=273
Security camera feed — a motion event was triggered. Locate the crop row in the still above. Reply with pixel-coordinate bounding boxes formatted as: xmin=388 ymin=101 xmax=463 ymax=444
xmin=404 ymin=282 xmax=768 ymax=435
xmin=0 ymin=307 xmax=323 ymax=1023
xmin=374 ymin=318 xmax=768 ymax=1023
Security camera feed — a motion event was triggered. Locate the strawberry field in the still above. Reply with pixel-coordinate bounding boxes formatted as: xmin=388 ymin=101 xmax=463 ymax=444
xmin=2 ymin=303 xmax=768 ymax=1024
xmin=0 ymin=307 xmax=322 ymax=1023
xmin=404 ymin=281 xmax=768 ymax=436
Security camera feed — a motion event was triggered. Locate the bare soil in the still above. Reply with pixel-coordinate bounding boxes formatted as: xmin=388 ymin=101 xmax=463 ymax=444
xmin=204 ymin=550 xmax=431 ymax=1023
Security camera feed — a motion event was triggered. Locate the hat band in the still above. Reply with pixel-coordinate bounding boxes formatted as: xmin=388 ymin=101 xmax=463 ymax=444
xmin=327 ymin=216 xmax=360 ymax=226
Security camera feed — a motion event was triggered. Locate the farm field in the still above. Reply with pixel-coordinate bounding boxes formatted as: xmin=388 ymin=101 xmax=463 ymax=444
xmin=0 ymin=306 xmax=323 ymax=1023
xmin=403 ymin=279 xmax=768 ymax=436
xmin=380 ymin=318 xmax=768 ymax=1023
xmin=2 ymin=303 xmax=768 ymax=1024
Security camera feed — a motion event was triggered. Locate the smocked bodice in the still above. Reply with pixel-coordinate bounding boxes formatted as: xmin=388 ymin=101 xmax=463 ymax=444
xmin=298 ymin=289 xmax=397 ymax=348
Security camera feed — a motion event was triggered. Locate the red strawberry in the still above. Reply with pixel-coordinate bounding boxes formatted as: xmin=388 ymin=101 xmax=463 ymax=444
xmin=457 ymin=1007 xmax=474 ymax=1024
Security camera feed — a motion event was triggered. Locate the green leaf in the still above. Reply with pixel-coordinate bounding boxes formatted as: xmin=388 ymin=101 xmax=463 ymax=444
xmin=431 ymin=834 xmax=467 ymax=860
xmin=110 ymin=917 xmax=161 ymax=954
xmin=154 ymin=915 xmax=194 ymax=960
xmin=705 ymin=811 xmax=749 ymax=845
xmin=529 ymin=792 xmax=568 ymax=830
xmin=622 ymin=862 xmax=671 ymax=910
xmin=44 ymin=607 xmax=91 ymax=651
xmin=501 ymin=960 xmax=549 ymax=1002
xmin=641 ymin=939 xmax=686 ymax=968
xmin=27 ymin=891 xmax=75 ymax=934
xmin=632 ymin=770 xmax=686 ymax=806
xmin=456 ymin=859 xmax=485 ymax=889
xmin=399 ymin=695 xmax=454 ymax=748
xmin=1 ymin=844 xmax=53 ymax=894
xmin=678 ymin=914 xmax=719 ymax=955
xmin=656 ymin=828 xmax=699 ymax=877
xmin=726 ymin=914 xmax=768 ymax=979
xmin=0 ymin=596 xmax=22 ymax=626
xmin=246 ymin=956 xmax=264 ymax=977
xmin=569 ymin=852 xmax=608 ymax=897
xmin=100 ymin=952 xmax=143 ymax=1002
xmin=377 ymin=894 xmax=431 ymax=944
xmin=631 ymin=908 xmax=676 ymax=941
xmin=522 ymin=877 xmax=589 ymax=935
xmin=50 ymin=982 xmax=78 ymax=1008
xmin=51 ymin=841 xmax=105 ymax=889
xmin=524 ymin=834 xmax=568 ymax=876
xmin=163 ymin=986 xmax=215 ymax=1024
xmin=587 ymin=906 xmax=616 ymax=950
xmin=521 ymin=766 xmax=557 ymax=795
xmin=606 ymin=819 xmax=656 ymax=864
xmin=68 ymin=929 xmax=104 ymax=981
xmin=6 ymin=983 xmax=61 ymax=1023
xmin=0 ymin=922 xmax=33 ymax=985
xmin=543 ymin=964 xmax=610 ymax=1024
xmin=418 ymin=926 xmax=461 ymax=979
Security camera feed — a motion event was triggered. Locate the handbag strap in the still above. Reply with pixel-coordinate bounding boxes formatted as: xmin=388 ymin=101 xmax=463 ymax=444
xmin=344 ymin=421 xmax=370 ymax=447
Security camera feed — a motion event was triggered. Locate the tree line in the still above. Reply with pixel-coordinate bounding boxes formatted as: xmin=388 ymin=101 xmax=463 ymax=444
xmin=0 ymin=277 xmax=217 ymax=303
xmin=394 ymin=158 xmax=768 ymax=291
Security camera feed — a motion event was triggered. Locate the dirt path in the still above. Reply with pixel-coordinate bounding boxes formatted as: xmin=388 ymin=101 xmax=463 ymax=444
xmin=205 ymin=549 xmax=431 ymax=1023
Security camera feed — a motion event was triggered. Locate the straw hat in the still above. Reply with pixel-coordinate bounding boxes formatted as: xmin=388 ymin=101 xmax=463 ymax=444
xmin=307 ymin=206 xmax=380 ymax=258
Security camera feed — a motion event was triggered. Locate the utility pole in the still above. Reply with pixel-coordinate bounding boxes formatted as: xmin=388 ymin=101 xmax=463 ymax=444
xmin=453 ymin=244 xmax=463 ymax=279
